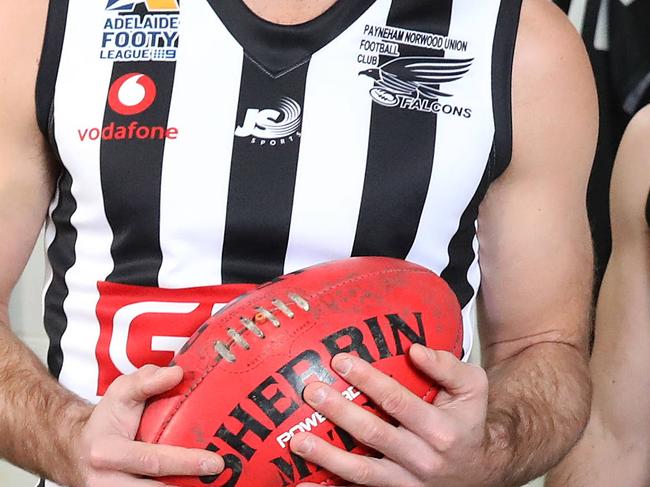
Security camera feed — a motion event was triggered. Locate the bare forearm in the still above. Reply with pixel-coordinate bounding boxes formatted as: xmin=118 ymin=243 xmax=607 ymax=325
xmin=0 ymin=315 xmax=92 ymax=485
xmin=545 ymin=413 xmax=650 ymax=487
xmin=547 ymin=262 xmax=650 ymax=485
xmin=483 ymin=342 xmax=591 ymax=486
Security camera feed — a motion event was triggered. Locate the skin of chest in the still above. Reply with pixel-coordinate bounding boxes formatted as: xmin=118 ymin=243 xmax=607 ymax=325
xmin=243 ymin=0 xmax=339 ymax=24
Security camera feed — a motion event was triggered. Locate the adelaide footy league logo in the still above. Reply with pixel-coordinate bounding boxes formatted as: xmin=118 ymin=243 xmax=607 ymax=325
xmin=360 ymin=56 xmax=474 ymax=115
xmin=108 ymin=73 xmax=157 ymax=115
xmin=106 ymin=0 xmax=179 ymax=12
xmin=101 ymin=0 xmax=180 ymax=62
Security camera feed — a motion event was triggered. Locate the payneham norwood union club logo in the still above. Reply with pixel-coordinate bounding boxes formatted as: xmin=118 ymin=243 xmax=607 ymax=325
xmin=235 ymin=97 xmax=302 ymax=147
xmin=359 ymin=56 xmax=474 ymax=117
xmin=77 ymin=73 xmax=179 ymax=142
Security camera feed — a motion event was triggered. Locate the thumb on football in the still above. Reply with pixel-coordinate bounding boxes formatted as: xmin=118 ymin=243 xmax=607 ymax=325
xmin=107 ymin=364 xmax=184 ymax=409
xmin=409 ymin=344 xmax=488 ymax=401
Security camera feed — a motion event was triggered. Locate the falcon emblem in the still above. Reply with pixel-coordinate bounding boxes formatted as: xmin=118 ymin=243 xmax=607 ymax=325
xmin=359 ymin=56 xmax=473 ymax=107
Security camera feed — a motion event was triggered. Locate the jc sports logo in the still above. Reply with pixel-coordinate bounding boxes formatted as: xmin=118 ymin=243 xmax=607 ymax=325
xmin=235 ymin=97 xmax=302 ymax=147
xmin=94 ymin=281 xmax=255 ymax=396
xmin=106 ymin=0 xmax=180 ymax=12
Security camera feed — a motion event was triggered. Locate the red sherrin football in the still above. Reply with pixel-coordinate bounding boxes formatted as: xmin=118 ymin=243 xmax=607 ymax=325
xmin=137 ymin=257 xmax=463 ymax=487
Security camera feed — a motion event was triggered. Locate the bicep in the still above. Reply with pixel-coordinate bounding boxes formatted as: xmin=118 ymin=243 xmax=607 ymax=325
xmin=476 ymin=0 xmax=597 ymax=366
xmin=476 ymin=159 xmax=594 ymax=366
xmin=0 ymin=134 xmax=53 ymax=308
xmin=589 ymin=110 xmax=650 ymax=439
xmin=546 ymin=110 xmax=650 ymax=487
xmin=0 ymin=0 xmax=55 ymax=308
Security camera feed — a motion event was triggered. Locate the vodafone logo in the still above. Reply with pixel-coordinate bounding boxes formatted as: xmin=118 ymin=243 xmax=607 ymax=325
xmin=79 ymin=72 xmax=177 ymax=142
xmin=108 ymin=73 xmax=157 ymax=115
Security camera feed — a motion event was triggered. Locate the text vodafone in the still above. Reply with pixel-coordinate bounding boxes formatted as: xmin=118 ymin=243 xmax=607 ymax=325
xmin=78 ymin=121 xmax=179 ymax=142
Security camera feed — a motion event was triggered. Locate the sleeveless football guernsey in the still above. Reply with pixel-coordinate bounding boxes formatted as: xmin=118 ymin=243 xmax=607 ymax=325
xmin=36 ymin=0 xmax=523 ymax=436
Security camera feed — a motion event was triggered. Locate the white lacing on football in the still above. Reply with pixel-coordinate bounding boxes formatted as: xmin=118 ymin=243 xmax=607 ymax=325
xmin=214 ymin=293 xmax=311 ymax=363
xmin=228 ymin=328 xmax=250 ymax=350
xmin=272 ymin=299 xmax=295 ymax=318
xmin=214 ymin=341 xmax=236 ymax=363
xmin=240 ymin=317 xmax=265 ymax=338
xmin=255 ymin=306 xmax=281 ymax=327
xmin=288 ymin=293 xmax=310 ymax=311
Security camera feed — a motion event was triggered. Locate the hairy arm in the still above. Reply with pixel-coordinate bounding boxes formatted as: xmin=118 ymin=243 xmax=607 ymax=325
xmin=286 ymin=3 xmax=598 ymax=487
xmin=0 ymin=319 xmax=92 ymax=484
xmin=476 ymin=1 xmax=597 ymax=484
xmin=546 ymin=107 xmax=650 ymax=486
xmin=0 ymin=1 xmax=93 ymax=483
xmin=0 ymin=2 xmax=224 ymax=485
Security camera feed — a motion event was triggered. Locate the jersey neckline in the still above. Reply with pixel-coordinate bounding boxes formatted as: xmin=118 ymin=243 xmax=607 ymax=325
xmin=206 ymin=0 xmax=378 ymax=76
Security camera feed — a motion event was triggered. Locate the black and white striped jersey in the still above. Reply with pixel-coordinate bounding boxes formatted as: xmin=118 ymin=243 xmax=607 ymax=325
xmin=35 ymin=0 xmax=522 ymax=414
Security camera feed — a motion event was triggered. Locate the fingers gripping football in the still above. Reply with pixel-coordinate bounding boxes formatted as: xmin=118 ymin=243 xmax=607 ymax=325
xmin=74 ymin=365 xmax=224 ymax=486
xmin=291 ymin=346 xmax=490 ymax=487
xmin=409 ymin=345 xmax=488 ymax=405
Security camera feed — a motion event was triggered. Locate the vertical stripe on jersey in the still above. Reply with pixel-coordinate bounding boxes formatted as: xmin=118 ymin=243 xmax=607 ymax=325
xmin=44 ymin=170 xmax=77 ymax=378
xmin=158 ymin=1 xmax=244 ymax=288
xmin=581 ymin=0 xmax=603 ymax=48
xmin=36 ymin=0 xmax=70 ymax=137
xmin=438 ymin=0 xmax=522 ymax=308
xmin=555 ymin=0 xmax=572 ymax=13
xmin=46 ymin=0 xmax=118 ymax=399
xmin=406 ymin=0 xmax=502 ymax=358
xmin=101 ymin=60 xmax=177 ymax=286
xmin=440 ymin=152 xmax=492 ymax=308
xmin=491 ymin=0 xmax=522 ymax=178
xmin=221 ymin=60 xmax=309 ymax=284
xmin=351 ymin=0 xmax=454 ymax=258
xmin=282 ymin=0 xmax=393 ymax=274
